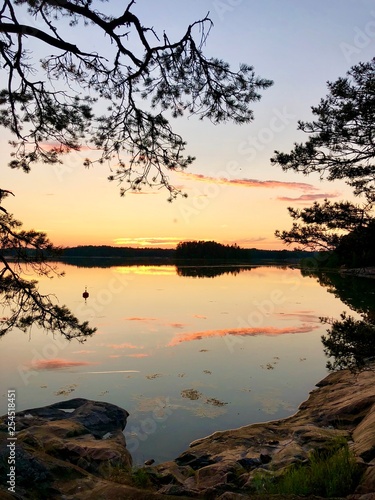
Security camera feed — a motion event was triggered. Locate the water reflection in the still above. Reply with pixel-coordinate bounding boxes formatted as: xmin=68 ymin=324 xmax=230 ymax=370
xmin=176 ymin=265 xmax=252 ymax=278
xmin=61 ymin=257 xmax=174 ymax=269
xmin=301 ymin=269 xmax=375 ymax=371
xmin=1 ymin=264 xmax=373 ymax=465
xmin=168 ymin=324 xmax=318 ymax=346
xmin=301 ymin=269 xmax=375 ymax=317
xmin=321 ymin=312 xmax=375 ymax=372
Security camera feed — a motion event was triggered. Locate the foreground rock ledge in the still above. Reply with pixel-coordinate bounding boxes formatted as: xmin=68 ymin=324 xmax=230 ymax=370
xmin=153 ymin=369 xmax=375 ymax=499
xmin=0 ymin=370 xmax=374 ymax=499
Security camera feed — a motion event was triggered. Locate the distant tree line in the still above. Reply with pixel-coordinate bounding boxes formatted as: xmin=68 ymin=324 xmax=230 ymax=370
xmin=61 ymin=245 xmax=175 ymax=260
xmin=3 ymin=242 xmax=312 ymax=263
xmin=175 ymin=241 xmax=243 ymax=260
xmin=60 ymin=242 xmax=311 ymax=263
xmin=175 ymin=240 xmax=310 ymax=262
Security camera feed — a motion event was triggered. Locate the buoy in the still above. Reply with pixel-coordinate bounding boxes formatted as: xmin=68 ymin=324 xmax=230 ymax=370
xmin=83 ymin=286 xmax=89 ymax=302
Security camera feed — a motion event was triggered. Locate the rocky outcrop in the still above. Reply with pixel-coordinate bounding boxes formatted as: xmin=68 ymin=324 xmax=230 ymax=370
xmin=0 ymin=370 xmax=374 ymax=499
xmin=0 ymin=398 xmax=182 ymax=499
xmin=152 ymin=369 xmax=375 ymax=498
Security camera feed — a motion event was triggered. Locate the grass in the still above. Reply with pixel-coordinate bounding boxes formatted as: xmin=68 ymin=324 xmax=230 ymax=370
xmin=131 ymin=466 xmax=153 ymax=488
xmin=252 ymin=439 xmax=361 ymax=497
xmin=101 ymin=463 xmax=151 ymax=487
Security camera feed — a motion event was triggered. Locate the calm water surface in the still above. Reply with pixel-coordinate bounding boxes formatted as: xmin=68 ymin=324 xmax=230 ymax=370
xmin=0 ymin=264 xmax=368 ymax=464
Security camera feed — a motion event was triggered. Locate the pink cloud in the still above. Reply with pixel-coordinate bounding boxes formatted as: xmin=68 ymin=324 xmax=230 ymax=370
xmin=277 ymin=193 xmax=340 ymax=202
xmin=179 ymin=172 xmax=317 ymax=192
xmin=169 ymin=322 xmax=187 ymax=329
xmin=235 ymin=237 xmax=267 ymax=244
xmin=123 ymin=317 xmax=187 ymax=329
xmin=124 ymin=317 xmax=158 ymax=322
xmin=72 ymin=350 xmax=96 ymax=354
xmin=125 ymin=353 xmax=150 ymax=358
xmin=39 ymin=141 xmax=93 ymax=152
xmin=168 ymin=325 xmax=318 ymax=346
xmin=31 ymin=359 xmax=97 ymax=370
xmin=107 ymin=342 xmax=140 ymax=350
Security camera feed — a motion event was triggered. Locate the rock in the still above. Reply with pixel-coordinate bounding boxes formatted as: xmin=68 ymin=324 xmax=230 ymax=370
xmin=175 ymin=453 xmax=215 ymax=470
xmin=157 ymin=484 xmax=198 ymax=496
xmin=353 ymin=462 xmax=375 ymax=495
xmin=0 ymin=444 xmax=51 ymax=486
xmin=236 ymin=457 xmax=261 ymax=470
xmin=15 ymin=397 xmax=130 ymax=438
xmin=0 ymin=398 xmax=134 ymax=499
xmin=196 ymin=463 xmax=233 ymax=489
xmin=153 ymin=368 xmax=375 ymax=497
xmin=217 ymin=494 xmax=250 ymax=499
xmin=259 ymin=453 xmax=272 ymax=464
xmin=353 ymin=406 xmax=375 ymax=462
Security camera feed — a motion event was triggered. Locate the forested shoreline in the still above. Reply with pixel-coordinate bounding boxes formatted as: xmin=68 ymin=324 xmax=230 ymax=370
xmin=58 ymin=242 xmax=311 ymax=264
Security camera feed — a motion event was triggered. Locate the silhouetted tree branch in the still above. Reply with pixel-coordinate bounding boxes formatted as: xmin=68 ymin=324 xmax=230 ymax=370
xmin=0 ymin=190 xmax=96 ymax=339
xmin=271 ymin=58 xmax=375 ymax=203
xmin=275 ymin=199 xmax=374 ymax=251
xmin=0 ymin=0 xmax=272 ymax=198
xmin=321 ymin=312 xmax=375 ymax=372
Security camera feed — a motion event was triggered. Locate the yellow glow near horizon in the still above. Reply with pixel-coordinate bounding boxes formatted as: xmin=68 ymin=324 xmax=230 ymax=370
xmin=113 ymin=237 xmax=187 ymax=247
xmin=113 ymin=266 xmax=177 ymax=276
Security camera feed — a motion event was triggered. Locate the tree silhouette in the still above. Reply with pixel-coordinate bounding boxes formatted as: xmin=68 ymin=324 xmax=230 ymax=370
xmin=321 ymin=313 xmax=375 ymax=372
xmin=175 ymin=240 xmax=243 ymax=260
xmin=0 ymin=189 xmax=96 ymax=339
xmin=272 ymin=58 xmax=375 ymax=369
xmin=275 ymin=199 xmax=374 ymax=253
xmin=271 ymin=59 xmax=375 ymax=203
xmin=0 ymin=0 xmax=272 ymax=198
xmin=272 ymin=58 xmax=375 ymax=260
xmin=301 ymin=267 xmax=375 ymax=372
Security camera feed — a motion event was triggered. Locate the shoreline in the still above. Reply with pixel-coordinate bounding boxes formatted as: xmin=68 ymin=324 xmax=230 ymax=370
xmin=339 ymin=266 xmax=375 ymax=279
xmin=1 ymin=368 xmax=374 ymax=499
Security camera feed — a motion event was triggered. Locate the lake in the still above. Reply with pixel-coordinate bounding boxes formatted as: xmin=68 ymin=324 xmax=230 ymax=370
xmin=0 ymin=262 xmax=371 ymax=465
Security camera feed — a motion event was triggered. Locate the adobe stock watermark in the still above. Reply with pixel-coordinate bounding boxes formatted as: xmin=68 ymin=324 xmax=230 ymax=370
xmin=124 ymin=397 xmax=173 ymax=454
xmin=213 ymin=0 xmax=244 ymax=22
xmin=74 ymin=271 xmax=133 ymax=321
xmin=238 ymin=107 xmax=296 ymax=163
xmin=52 ymin=147 xmax=89 ymax=183
xmin=340 ymin=11 xmax=375 ymax=63
xmin=223 ymin=251 xmax=330 ymax=354
xmin=6 ymin=390 xmax=17 ymax=494
xmin=178 ymin=160 xmax=241 ymax=223
xmin=179 ymin=106 xmax=295 ymax=224
xmin=17 ymin=270 xmax=132 ymax=385
xmin=223 ymin=284 xmax=293 ymax=353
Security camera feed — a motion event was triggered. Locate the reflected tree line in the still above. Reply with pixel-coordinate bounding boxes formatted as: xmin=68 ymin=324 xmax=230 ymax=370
xmin=176 ymin=265 xmax=249 ymax=278
xmin=301 ymin=269 xmax=375 ymax=372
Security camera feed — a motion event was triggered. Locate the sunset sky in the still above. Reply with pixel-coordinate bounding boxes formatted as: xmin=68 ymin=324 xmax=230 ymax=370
xmin=1 ymin=0 xmax=374 ymax=249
